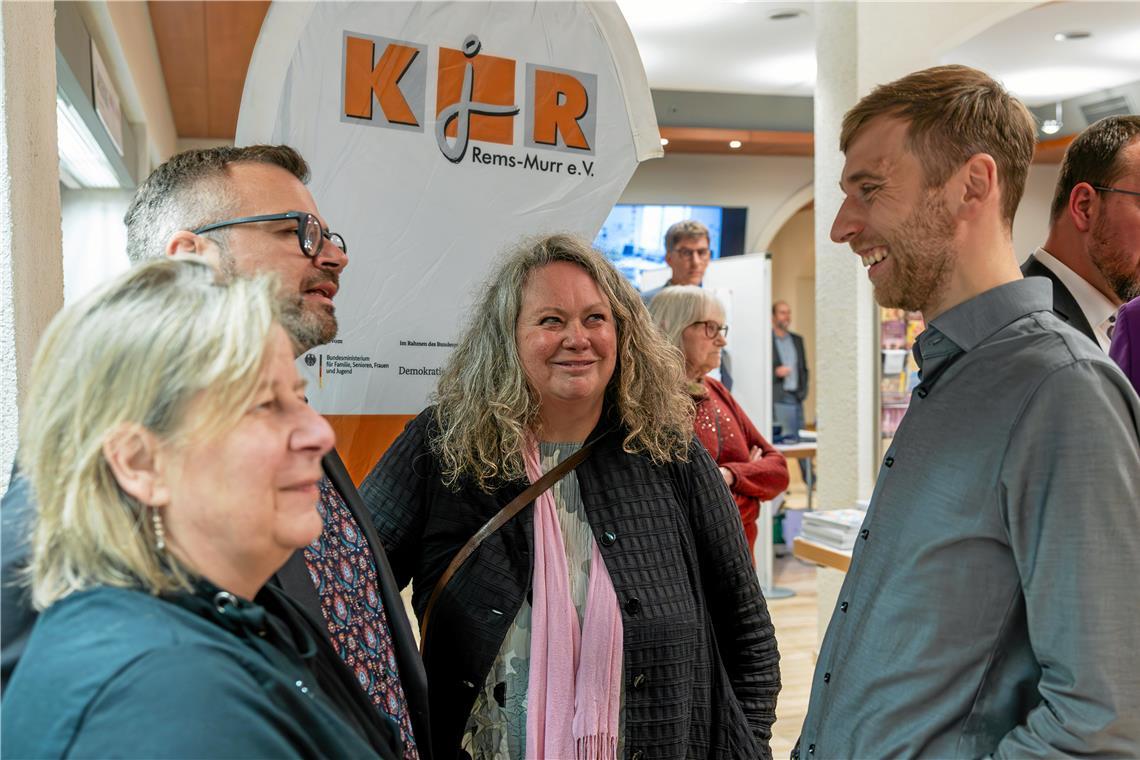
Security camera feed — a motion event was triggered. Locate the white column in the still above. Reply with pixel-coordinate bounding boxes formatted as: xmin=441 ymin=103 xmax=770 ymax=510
xmin=1 ymin=2 xmax=62 ymax=492
xmin=811 ymin=0 xmax=1035 ymax=640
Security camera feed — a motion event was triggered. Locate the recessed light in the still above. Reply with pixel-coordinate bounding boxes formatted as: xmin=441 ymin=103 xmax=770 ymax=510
xmin=1053 ymin=31 xmax=1091 ymax=42
xmin=768 ymin=8 xmax=805 ymax=21
xmin=660 ymin=137 xmax=669 ymax=146
xmin=729 ymin=140 xmax=742 ymax=149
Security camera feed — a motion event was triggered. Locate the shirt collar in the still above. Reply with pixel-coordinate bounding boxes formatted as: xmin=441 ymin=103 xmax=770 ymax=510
xmin=913 ymin=278 xmax=1052 ymax=380
xmin=1033 ymin=247 xmax=1117 ymax=349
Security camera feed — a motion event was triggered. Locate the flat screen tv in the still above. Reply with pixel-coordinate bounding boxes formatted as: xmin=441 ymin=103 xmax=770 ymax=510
xmin=593 ymin=204 xmax=747 ymax=290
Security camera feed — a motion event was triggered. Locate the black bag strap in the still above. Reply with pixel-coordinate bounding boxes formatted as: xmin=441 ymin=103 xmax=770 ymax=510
xmin=418 ymin=441 xmax=595 ymax=652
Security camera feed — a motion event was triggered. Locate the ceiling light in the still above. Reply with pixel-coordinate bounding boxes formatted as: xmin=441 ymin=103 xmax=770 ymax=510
xmin=1041 ymin=102 xmax=1063 ymax=135
xmin=1053 ymin=31 xmax=1091 ymax=42
xmin=728 ymin=140 xmax=742 ymax=149
xmin=56 ymin=91 xmax=120 ymax=189
xmin=768 ymin=9 xmax=805 ymax=21
xmin=660 ymin=137 xmax=669 ymax=146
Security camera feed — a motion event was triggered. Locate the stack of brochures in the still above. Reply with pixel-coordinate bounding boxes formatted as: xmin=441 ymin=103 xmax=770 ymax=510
xmin=801 ymin=509 xmax=868 ymax=551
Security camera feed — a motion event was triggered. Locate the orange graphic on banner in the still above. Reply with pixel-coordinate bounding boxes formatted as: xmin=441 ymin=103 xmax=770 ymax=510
xmin=532 ymin=70 xmax=590 ymax=150
xmin=436 ymin=47 xmax=515 ymax=145
xmin=344 ymin=36 xmax=420 ymax=125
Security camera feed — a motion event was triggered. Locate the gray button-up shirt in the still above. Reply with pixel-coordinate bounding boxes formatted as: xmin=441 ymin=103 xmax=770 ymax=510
xmin=798 ymin=278 xmax=1140 ymax=758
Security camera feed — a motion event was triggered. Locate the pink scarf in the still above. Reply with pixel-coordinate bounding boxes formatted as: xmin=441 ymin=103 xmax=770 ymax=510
xmin=524 ymin=440 xmax=623 ymax=760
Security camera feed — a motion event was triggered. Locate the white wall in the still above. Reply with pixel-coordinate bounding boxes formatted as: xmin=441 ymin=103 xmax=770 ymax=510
xmin=1014 ymin=162 xmax=1062 ymax=262
xmin=619 ymin=153 xmax=813 ymax=254
xmin=61 ymin=189 xmax=133 ymax=304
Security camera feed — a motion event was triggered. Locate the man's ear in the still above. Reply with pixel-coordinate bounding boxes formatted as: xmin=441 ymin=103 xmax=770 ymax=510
xmin=164 ymin=231 xmax=223 ymax=269
xmin=952 ymin=153 xmax=999 ymax=221
xmin=1066 ymin=182 xmax=1098 ymax=233
xmin=102 ymin=424 xmax=172 ymax=508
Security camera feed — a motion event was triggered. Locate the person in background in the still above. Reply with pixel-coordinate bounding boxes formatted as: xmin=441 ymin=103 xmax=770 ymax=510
xmin=1022 ymin=115 xmax=1140 ymax=350
xmin=362 ymin=235 xmax=780 ymax=759
xmin=770 ymin=300 xmax=812 ymax=484
xmin=1110 ymin=296 xmax=1140 ymax=395
xmin=1 ymin=258 xmax=399 ymax=758
xmin=642 ymin=219 xmax=734 ymax=389
xmin=650 ymin=285 xmax=789 ymax=558
xmin=798 ymin=64 xmax=1140 ymax=758
xmin=0 ymin=145 xmax=430 ymax=759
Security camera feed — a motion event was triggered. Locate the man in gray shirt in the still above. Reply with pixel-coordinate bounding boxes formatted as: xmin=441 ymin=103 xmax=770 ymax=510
xmin=797 ymin=65 xmax=1140 ymax=758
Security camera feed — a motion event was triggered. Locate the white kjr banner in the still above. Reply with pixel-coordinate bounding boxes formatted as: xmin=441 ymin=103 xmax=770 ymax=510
xmin=237 ymin=1 xmax=660 ymax=418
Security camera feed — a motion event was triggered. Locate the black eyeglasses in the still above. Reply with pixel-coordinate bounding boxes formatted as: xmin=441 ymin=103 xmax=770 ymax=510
xmin=672 ymin=246 xmax=712 ymax=260
xmin=1091 ymin=185 xmax=1140 ymax=199
xmin=690 ymin=320 xmax=729 ymax=338
xmin=192 ymin=212 xmax=347 ymax=259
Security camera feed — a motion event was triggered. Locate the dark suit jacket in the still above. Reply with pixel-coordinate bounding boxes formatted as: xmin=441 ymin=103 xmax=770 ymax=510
xmin=771 ymin=330 xmax=808 ymax=403
xmin=0 ymin=450 xmax=431 ymax=759
xmin=1021 ymin=253 xmax=1097 ymax=344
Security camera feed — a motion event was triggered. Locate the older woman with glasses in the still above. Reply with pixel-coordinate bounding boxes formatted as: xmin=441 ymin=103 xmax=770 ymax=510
xmin=1 ymin=258 xmax=399 ymax=759
xmin=362 ymin=235 xmax=780 ymax=759
xmin=649 ymin=286 xmax=788 ymax=558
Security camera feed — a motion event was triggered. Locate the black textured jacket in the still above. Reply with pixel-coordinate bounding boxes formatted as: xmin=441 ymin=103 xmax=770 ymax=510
xmin=360 ymin=406 xmax=780 ymax=760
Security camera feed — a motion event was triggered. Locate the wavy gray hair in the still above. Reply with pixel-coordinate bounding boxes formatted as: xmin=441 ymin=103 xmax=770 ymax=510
xmin=432 ymin=234 xmax=694 ymax=490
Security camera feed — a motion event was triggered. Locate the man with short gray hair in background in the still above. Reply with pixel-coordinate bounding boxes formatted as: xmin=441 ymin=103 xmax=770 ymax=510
xmin=797 ymin=66 xmax=1140 ymax=758
xmin=1 ymin=145 xmax=431 ymax=759
xmin=1023 ymin=115 xmax=1140 ymax=350
xmin=643 ymin=219 xmax=734 ymax=388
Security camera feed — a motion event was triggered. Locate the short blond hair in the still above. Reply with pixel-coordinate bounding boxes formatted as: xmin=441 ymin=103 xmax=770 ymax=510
xmin=648 ymin=285 xmax=725 ymax=350
xmin=20 ymin=258 xmax=280 ymax=608
xmin=840 ymin=65 xmax=1036 ymax=228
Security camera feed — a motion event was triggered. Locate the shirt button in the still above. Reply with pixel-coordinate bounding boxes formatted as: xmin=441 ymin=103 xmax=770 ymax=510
xmin=601 ymin=530 xmax=617 ymax=547
xmin=625 ymin=597 xmax=642 ymax=616
xmin=840 ymin=601 xmax=849 ymax=613
xmin=633 ymin=673 xmax=647 ymax=689
xmin=860 ymin=528 xmax=870 ymax=540
xmin=884 ymin=456 xmax=894 ymax=467
xmin=916 ymin=387 xmax=928 ymax=398
xmin=809 ymin=744 xmax=816 ymax=755
xmin=823 ymin=672 xmax=830 ymax=683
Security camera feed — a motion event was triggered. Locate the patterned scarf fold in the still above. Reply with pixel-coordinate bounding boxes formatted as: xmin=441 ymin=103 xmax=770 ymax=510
xmin=523 ymin=439 xmax=623 ymax=760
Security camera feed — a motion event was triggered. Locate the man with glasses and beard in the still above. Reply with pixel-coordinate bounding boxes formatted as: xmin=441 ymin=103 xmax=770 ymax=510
xmin=796 ymin=67 xmax=1140 ymax=758
xmin=1 ymin=145 xmax=430 ymax=760
xmin=1023 ymin=115 xmax=1140 ymax=351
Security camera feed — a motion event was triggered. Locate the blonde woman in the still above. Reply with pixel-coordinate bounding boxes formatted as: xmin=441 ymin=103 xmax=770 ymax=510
xmin=2 ymin=259 xmax=399 ymax=759
xmin=649 ymin=286 xmax=789 ymax=558
xmin=362 ymin=235 xmax=780 ymax=759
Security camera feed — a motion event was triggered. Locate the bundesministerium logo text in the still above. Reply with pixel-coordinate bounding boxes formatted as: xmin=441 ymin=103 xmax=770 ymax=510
xmin=342 ymin=32 xmax=598 ymax=166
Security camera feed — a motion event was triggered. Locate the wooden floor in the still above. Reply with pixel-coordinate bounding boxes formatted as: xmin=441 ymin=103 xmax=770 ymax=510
xmin=768 ymin=553 xmax=818 ymax=758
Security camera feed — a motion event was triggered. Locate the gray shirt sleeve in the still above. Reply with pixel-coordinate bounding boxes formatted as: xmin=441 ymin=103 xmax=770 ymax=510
xmin=995 ymin=359 xmax=1140 ymax=757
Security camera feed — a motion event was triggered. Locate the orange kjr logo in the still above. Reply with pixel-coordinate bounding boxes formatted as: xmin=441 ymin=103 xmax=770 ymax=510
xmin=342 ymin=32 xmax=597 ymax=162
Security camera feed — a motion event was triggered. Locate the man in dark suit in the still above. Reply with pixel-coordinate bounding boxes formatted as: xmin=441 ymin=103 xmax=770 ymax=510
xmin=771 ymin=300 xmax=811 ymax=481
xmin=1022 ymin=115 xmax=1140 ymax=352
xmin=1 ymin=146 xmax=430 ymax=759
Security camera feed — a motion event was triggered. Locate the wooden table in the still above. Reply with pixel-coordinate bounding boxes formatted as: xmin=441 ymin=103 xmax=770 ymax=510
xmin=776 ymin=441 xmax=817 ymax=509
xmin=792 ymin=536 xmax=852 ymax=572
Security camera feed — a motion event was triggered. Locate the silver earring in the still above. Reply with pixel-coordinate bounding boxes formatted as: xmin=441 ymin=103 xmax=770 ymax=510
xmin=152 ymin=508 xmax=166 ymax=552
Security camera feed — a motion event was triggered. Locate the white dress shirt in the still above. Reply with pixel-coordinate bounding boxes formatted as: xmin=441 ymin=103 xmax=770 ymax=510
xmin=1032 ymin=247 xmax=1117 ymax=351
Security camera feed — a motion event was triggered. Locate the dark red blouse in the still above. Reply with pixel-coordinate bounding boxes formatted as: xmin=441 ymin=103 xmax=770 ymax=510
xmin=692 ymin=376 xmax=789 ymax=507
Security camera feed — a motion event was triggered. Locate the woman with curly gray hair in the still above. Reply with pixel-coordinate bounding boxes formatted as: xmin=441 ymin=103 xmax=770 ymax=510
xmin=362 ymin=234 xmax=780 ymax=759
